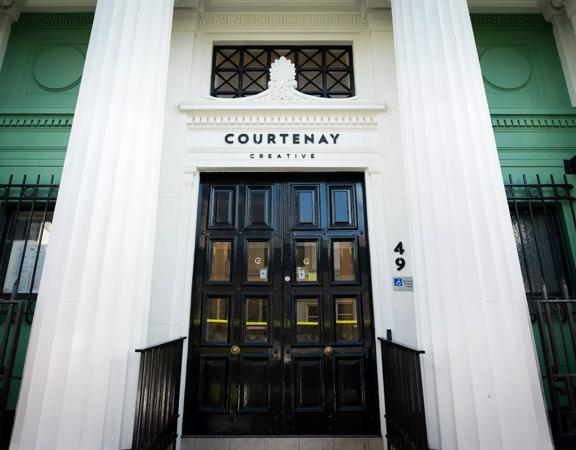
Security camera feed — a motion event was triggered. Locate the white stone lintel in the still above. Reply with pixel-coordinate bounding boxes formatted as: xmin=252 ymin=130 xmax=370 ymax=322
xmin=180 ymin=101 xmax=387 ymax=112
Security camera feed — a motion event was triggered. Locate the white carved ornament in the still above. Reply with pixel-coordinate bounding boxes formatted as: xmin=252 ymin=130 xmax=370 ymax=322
xmin=268 ymin=57 xmax=298 ymax=100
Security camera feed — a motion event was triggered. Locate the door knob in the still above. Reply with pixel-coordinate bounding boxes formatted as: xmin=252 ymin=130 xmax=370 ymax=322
xmin=231 ymin=345 xmax=240 ymax=355
xmin=324 ymin=346 xmax=334 ymax=357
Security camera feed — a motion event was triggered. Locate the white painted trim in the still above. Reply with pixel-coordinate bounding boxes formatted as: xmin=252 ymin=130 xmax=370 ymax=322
xmin=545 ymin=3 xmax=576 ymax=106
xmin=0 ymin=2 xmax=19 ymax=72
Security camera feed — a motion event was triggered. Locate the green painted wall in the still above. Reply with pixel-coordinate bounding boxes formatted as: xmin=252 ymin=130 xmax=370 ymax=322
xmin=472 ymin=14 xmax=576 ymax=176
xmin=0 ymin=13 xmax=93 ymax=184
xmin=474 ymin=13 xmax=576 ymax=263
xmin=0 ymin=13 xmax=92 ymax=412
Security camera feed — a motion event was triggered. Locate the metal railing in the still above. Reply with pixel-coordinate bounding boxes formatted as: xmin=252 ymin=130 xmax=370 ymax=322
xmin=505 ymin=174 xmax=576 ymax=442
xmin=131 ymin=337 xmax=186 ymax=450
xmin=0 ymin=176 xmax=58 ymax=447
xmin=379 ymin=332 xmax=429 ymax=450
xmin=0 ymin=293 xmax=25 ymax=448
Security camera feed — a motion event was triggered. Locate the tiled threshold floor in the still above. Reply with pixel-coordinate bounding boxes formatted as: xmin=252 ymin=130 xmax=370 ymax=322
xmin=181 ymin=437 xmax=384 ymax=450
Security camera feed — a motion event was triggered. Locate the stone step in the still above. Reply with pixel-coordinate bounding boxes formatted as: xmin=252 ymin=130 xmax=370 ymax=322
xmin=181 ymin=437 xmax=384 ymax=450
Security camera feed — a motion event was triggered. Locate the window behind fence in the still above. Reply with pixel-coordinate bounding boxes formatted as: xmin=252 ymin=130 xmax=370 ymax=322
xmin=0 ymin=175 xmax=58 ymax=443
xmin=506 ymin=174 xmax=576 ymax=442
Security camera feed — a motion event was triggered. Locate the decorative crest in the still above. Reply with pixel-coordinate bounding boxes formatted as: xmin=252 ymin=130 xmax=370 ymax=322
xmin=268 ymin=57 xmax=298 ymax=100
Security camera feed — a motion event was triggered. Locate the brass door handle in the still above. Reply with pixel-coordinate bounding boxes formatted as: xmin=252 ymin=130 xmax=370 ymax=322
xmin=324 ymin=346 xmax=334 ymax=357
xmin=231 ymin=345 xmax=240 ymax=355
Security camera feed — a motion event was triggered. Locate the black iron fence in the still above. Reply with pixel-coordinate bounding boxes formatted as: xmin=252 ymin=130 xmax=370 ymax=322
xmin=0 ymin=295 xmax=25 ymax=448
xmin=132 ymin=337 xmax=186 ymax=450
xmin=379 ymin=332 xmax=429 ymax=450
xmin=0 ymin=176 xmax=58 ymax=447
xmin=505 ymin=174 xmax=576 ymax=443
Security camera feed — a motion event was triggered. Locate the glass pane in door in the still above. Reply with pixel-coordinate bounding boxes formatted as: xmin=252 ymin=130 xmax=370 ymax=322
xmin=295 ymin=298 xmax=320 ymax=344
xmin=245 ymin=297 xmax=269 ymax=343
xmin=205 ymin=297 xmax=229 ymax=342
xmin=333 ymin=240 xmax=356 ymax=282
xmin=209 ymin=241 xmax=232 ymax=281
xmin=247 ymin=241 xmax=269 ymax=282
xmin=295 ymin=241 xmax=318 ymax=282
xmin=335 ymin=297 xmax=359 ymax=341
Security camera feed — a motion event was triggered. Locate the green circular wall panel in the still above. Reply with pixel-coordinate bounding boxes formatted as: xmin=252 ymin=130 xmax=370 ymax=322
xmin=480 ymin=47 xmax=532 ymax=90
xmin=33 ymin=46 xmax=85 ymax=92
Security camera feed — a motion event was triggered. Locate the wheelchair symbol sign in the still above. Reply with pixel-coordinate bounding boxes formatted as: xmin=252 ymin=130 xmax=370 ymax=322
xmin=393 ymin=276 xmax=413 ymax=291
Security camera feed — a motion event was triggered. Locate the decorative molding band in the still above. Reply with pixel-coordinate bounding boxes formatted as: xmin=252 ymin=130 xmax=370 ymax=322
xmin=0 ymin=115 xmax=73 ymax=128
xmin=491 ymin=115 xmax=576 ymax=129
xmin=15 ymin=13 xmax=94 ymax=29
xmin=471 ymin=14 xmax=551 ymax=30
xmin=199 ymin=14 xmax=368 ymax=29
xmin=187 ymin=114 xmax=378 ymax=130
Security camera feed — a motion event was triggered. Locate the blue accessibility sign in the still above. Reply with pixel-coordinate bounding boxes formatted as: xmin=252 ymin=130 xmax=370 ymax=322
xmin=393 ymin=276 xmax=413 ymax=291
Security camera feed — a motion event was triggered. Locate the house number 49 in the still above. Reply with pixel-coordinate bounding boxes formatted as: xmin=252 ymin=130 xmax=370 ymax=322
xmin=394 ymin=242 xmax=406 ymax=271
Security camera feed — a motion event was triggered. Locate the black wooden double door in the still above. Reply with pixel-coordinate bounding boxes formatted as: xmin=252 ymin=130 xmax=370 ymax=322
xmin=183 ymin=173 xmax=380 ymax=436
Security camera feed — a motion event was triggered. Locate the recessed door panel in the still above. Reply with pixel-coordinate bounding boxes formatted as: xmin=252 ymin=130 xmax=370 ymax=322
xmin=294 ymin=356 xmax=325 ymax=411
xmin=198 ymin=357 xmax=229 ymax=411
xmin=184 ymin=174 xmax=379 ymax=436
xmin=239 ymin=356 xmax=271 ymax=411
xmin=246 ymin=186 xmax=272 ymax=228
xmin=210 ymin=187 xmax=236 ymax=228
xmin=334 ymin=356 xmax=365 ymax=410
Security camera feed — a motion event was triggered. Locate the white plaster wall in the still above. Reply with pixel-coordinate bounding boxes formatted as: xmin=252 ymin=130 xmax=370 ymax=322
xmin=149 ymin=7 xmax=413 ymax=444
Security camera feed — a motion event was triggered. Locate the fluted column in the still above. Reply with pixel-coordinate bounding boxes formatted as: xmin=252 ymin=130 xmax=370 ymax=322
xmin=10 ymin=1 xmax=174 ymax=449
xmin=0 ymin=2 xmax=20 ymax=71
xmin=391 ymin=1 xmax=553 ymax=449
xmin=547 ymin=1 xmax=576 ymax=105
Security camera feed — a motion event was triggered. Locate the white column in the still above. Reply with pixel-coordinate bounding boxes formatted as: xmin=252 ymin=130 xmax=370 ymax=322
xmin=561 ymin=0 xmax=576 ymax=30
xmin=546 ymin=1 xmax=576 ymax=105
xmin=0 ymin=2 xmax=19 ymax=71
xmin=391 ymin=1 xmax=554 ymax=449
xmin=10 ymin=1 xmax=174 ymax=449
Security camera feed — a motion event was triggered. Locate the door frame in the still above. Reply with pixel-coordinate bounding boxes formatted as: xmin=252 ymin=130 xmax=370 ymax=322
xmin=182 ymin=172 xmax=380 ymax=435
xmin=170 ymin=167 xmax=393 ymax=440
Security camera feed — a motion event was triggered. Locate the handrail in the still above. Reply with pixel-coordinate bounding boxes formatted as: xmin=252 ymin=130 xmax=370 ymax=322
xmin=135 ymin=337 xmax=186 ymax=353
xmin=377 ymin=337 xmax=425 ymax=354
xmin=131 ymin=337 xmax=186 ymax=450
xmin=379 ymin=332 xmax=429 ymax=450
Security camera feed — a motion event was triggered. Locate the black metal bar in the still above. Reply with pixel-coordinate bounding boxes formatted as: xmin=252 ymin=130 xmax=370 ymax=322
xmin=131 ymin=337 xmax=186 ymax=450
xmin=378 ymin=335 xmax=429 ymax=450
xmin=0 ymin=175 xmax=59 ymax=447
xmin=211 ymin=46 xmax=355 ymax=98
xmin=505 ymin=174 xmax=576 ymax=442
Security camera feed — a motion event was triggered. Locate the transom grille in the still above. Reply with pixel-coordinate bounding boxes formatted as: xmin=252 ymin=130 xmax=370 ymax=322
xmin=211 ymin=46 xmax=355 ymax=98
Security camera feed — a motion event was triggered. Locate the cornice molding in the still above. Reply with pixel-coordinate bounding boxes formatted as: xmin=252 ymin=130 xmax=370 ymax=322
xmin=185 ymin=113 xmax=379 ymax=130
xmin=15 ymin=12 xmax=93 ymax=28
xmin=198 ymin=13 xmax=368 ymax=30
xmin=0 ymin=114 xmax=73 ymax=128
xmin=471 ymin=13 xmax=551 ymax=29
xmin=491 ymin=114 xmax=576 ymax=128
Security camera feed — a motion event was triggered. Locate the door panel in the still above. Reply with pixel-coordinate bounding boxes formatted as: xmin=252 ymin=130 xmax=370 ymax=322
xmin=184 ymin=174 xmax=379 ymax=436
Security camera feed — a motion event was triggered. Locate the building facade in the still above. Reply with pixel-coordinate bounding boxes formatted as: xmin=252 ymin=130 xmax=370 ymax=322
xmin=1 ymin=0 xmax=576 ymax=449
